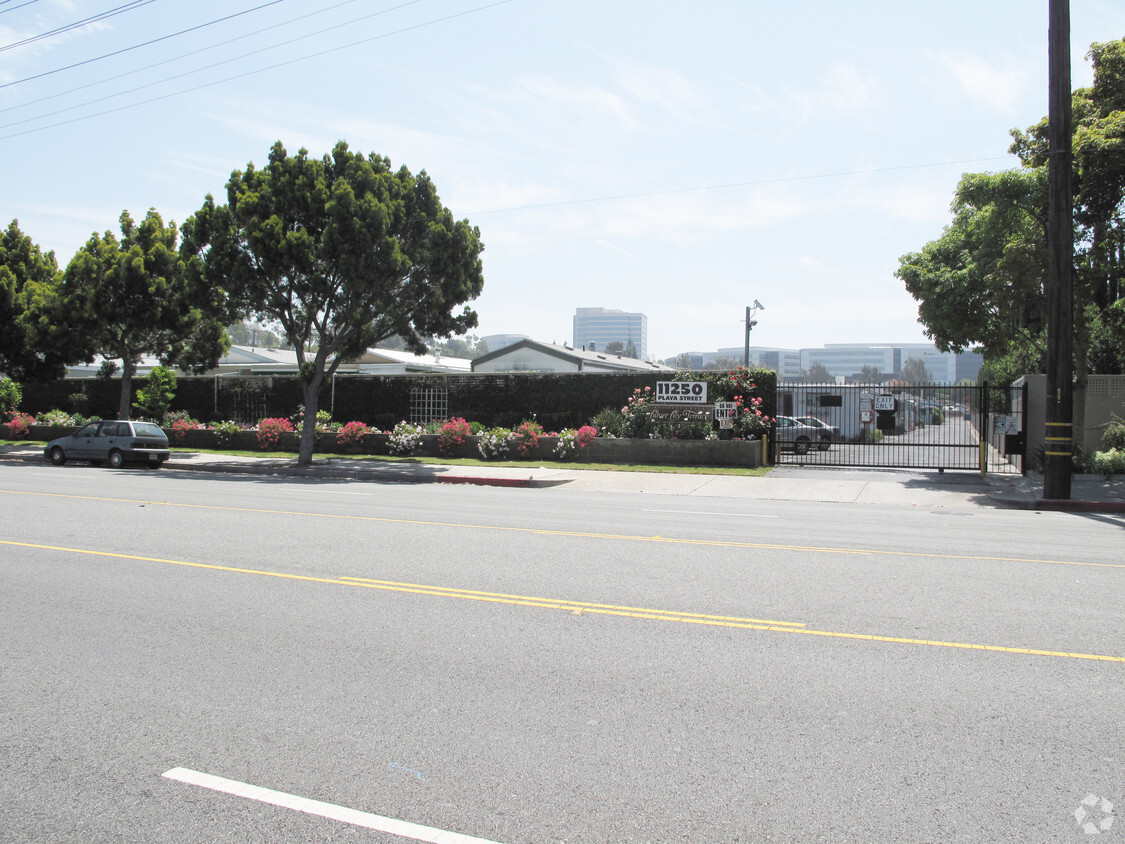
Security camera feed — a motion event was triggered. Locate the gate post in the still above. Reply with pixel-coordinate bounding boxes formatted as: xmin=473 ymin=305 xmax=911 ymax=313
xmin=980 ymin=381 xmax=990 ymax=477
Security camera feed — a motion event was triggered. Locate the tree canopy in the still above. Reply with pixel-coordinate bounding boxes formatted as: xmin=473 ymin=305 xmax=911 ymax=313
xmin=897 ymin=38 xmax=1125 ymax=382
xmin=187 ymin=140 xmax=484 ymax=464
xmin=0 ymin=221 xmax=71 ymax=380
xmin=61 ymin=209 xmax=230 ymax=419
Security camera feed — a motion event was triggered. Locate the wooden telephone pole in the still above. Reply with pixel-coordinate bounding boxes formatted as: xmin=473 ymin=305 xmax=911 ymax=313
xmin=1044 ymin=0 xmax=1074 ymax=500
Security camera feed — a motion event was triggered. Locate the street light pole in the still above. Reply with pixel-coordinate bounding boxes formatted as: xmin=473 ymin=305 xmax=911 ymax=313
xmin=743 ymin=300 xmax=764 ymax=368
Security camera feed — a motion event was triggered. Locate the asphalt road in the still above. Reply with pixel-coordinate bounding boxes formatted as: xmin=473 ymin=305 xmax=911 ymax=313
xmin=1 ymin=462 xmax=1122 ymax=843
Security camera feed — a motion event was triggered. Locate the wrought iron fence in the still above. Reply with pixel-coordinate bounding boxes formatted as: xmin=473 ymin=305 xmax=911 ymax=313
xmin=773 ymin=383 xmax=1026 ymax=473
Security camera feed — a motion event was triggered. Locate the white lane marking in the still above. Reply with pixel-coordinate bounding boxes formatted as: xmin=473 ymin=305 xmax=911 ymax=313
xmin=644 ymin=508 xmax=779 ymax=518
xmin=162 ymin=767 xmax=504 ymax=844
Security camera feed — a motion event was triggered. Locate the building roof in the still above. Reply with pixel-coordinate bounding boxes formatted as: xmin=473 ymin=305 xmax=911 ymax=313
xmin=471 ymin=339 xmax=672 ymax=373
xmin=64 ymin=345 xmax=471 ymax=378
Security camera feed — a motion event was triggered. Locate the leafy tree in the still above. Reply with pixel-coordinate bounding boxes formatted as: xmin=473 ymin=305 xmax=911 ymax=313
xmin=61 ymin=209 xmax=231 ymax=419
xmin=0 ymin=376 xmax=21 ymax=419
xmin=897 ymin=169 xmax=1048 ymax=364
xmin=899 ymin=357 xmax=931 ymax=383
xmin=625 ymin=337 xmax=638 ymax=359
xmin=133 ymin=365 xmax=177 ymax=421
xmin=604 ymin=341 xmax=625 ymax=354
xmin=187 ymin=141 xmax=484 ymax=465
xmin=435 ymin=334 xmax=488 ymax=358
xmin=805 ymin=362 xmax=833 ymax=383
xmin=854 ymin=364 xmax=884 ymax=383
xmin=703 ymin=356 xmax=742 ymax=371
xmin=898 ymin=39 xmax=1125 ymax=385
xmin=227 ymin=321 xmax=282 ymax=349
xmin=0 ymin=221 xmax=74 ymax=380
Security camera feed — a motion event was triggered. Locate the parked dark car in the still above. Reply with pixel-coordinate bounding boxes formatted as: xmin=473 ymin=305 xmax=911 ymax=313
xmin=45 ymin=420 xmax=170 ymax=468
xmin=775 ymin=416 xmax=828 ymax=455
xmin=796 ymin=416 xmax=839 ymax=450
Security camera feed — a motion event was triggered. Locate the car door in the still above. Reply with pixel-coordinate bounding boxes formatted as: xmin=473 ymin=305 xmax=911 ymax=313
xmin=67 ymin=422 xmax=103 ymax=459
xmin=90 ymin=421 xmax=124 ymax=462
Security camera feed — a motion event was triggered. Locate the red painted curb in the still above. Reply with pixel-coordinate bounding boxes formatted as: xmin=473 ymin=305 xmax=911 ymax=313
xmin=1033 ymin=499 xmax=1125 ymax=513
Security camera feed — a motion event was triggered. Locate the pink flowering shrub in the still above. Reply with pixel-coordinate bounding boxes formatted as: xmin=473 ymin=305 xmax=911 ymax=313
xmin=716 ymin=367 xmax=773 ymax=437
xmin=620 ymin=386 xmax=655 ymax=437
xmin=337 ymin=420 xmax=370 ymax=448
xmin=170 ymin=417 xmax=204 ymax=442
xmin=256 ymin=417 xmax=295 ymax=450
xmin=514 ymin=419 xmax=544 ymax=457
xmin=438 ymin=417 xmax=471 ymax=456
xmin=576 ymin=425 xmax=597 ymax=447
xmin=6 ymin=412 xmax=35 ymax=439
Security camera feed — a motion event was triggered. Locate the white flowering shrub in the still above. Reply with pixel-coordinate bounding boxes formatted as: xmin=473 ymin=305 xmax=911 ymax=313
xmin=388 ymin=421 xmax=425 ymax=455
xmin=478 ymin=427 xmax=513 ymax=459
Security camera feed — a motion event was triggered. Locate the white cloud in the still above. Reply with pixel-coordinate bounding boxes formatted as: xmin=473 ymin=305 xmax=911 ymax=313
xmin=932 ymin=50 xmax=1033 ymax=113
xmin=614 ymin=63 xmax=704 ymax=121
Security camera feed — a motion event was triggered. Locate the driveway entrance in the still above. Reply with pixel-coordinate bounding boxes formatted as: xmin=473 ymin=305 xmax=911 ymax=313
xmin=774 ymin=383 xmax=1026 ymax=474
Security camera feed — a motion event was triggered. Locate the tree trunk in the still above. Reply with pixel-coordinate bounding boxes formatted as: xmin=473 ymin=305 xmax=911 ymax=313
xmin=118 ymin=353 xmax=134 ymax=420
xmin=297 ymin=374 xmax=324 ymax=466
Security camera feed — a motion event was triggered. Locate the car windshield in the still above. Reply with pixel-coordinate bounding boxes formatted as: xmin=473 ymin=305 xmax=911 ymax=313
xmin=132 ymin=422 xmax=165 ymax=438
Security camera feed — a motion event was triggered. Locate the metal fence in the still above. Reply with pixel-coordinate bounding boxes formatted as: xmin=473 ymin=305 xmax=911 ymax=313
xmin=773 ymin=383 xmax=1026 ymax=473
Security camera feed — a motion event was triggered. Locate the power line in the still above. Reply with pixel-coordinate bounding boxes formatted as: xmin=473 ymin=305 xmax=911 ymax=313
xmin=0 ymin=0 xmax=513 ymax=140
xmin=0 ymin=1 xmax=43 ymax=17
xmin=466 ymin=157 xmax=1016 ymax=216
xmin=0 ymin=0 xmax=429 ymax=129
xmin=0 ymin=0 xmax=286 ymax=89
xmin=0 ymin=0 xmax=373 ymax=112
xmin=0 ymin=1 xmax=154 ymax=53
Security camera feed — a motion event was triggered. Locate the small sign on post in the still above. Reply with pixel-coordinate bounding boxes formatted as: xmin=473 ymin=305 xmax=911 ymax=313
xmin=715 ymin=401 xmax=737 ymax=429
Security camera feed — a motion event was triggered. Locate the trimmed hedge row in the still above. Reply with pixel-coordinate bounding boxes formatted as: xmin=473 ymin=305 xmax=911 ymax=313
xmin=16 ymin=369 xmax=779 ymax=430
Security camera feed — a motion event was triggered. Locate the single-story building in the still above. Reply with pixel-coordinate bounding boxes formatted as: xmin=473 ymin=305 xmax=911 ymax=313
xmin=471 ymin=339 xmax=672 ymax=374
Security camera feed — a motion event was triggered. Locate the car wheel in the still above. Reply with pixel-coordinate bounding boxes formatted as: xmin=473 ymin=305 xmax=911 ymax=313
xmin=49 ymin=446 xmax=67 ymax=466
xmin=794 ymin=437 xmax=810 ymax=455
xmin=108 ymin=449 xmax=126 ymax=469
xmin=818 ymin=436 xmax=831 ymax=451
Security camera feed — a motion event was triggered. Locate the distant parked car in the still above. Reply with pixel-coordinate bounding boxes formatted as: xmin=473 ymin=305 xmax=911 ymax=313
xmin=45 ymin=419 xmax=170 ymax=468
xmin=775 ymin=416 xmax=827 ymax=455
xmin=795 ymin=416 xmax=838 ymax=450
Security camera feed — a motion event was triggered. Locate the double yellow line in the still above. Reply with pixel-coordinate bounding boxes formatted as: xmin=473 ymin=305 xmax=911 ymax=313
xmin=2 ymin=539 xmax=1122 ymax=663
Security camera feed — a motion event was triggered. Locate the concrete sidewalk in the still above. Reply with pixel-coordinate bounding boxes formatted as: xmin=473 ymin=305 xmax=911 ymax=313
xmin=2 ymin=443 xmax=1124 ymax=512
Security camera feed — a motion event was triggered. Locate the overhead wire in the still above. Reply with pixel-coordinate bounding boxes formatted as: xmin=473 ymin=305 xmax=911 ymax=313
xmin=0 ymin=1 xmax=43 ymax=17
xmin=0 ymin=0 xmax=287 ymax=89
xmin=0 ymin=1 xmax=154 ymax=52
xmin=0 ymin=0 xmax=372 ymax=110
xmin=0 ymin=0 xmax=430 ymax=129
xmin=0 ymin=0 xmax=513 ymax=140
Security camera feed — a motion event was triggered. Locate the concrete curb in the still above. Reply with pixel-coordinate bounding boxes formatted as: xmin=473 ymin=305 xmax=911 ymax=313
xmin=1030 ymin=499 xmax=1125 ymax=513
xmin=4 ymin=445 xmax=1125 ymax=510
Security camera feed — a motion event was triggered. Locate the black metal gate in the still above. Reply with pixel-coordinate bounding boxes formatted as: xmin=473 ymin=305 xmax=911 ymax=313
xmin=773 ymin=383 xmax=1026 ymax=473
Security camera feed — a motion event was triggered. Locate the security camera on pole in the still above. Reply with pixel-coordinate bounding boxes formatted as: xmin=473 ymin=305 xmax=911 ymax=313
xmin=743 ymin=300 xmax=765 ymax=368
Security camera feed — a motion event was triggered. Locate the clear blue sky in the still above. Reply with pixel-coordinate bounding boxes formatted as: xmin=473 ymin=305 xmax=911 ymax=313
xmin=2 ymin=1 xmax=1122 ymax=360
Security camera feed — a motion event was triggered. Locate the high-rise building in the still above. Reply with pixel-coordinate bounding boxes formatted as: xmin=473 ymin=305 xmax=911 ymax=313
xmin=572 ymin=308 xmax=648 ymax=359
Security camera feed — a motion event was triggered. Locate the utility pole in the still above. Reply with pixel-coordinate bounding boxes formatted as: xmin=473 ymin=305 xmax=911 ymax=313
xmin=743 ymin=300 xmax=765 ymax=368
xmin=1044 ymin=0 xmax=1073 ymax=499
